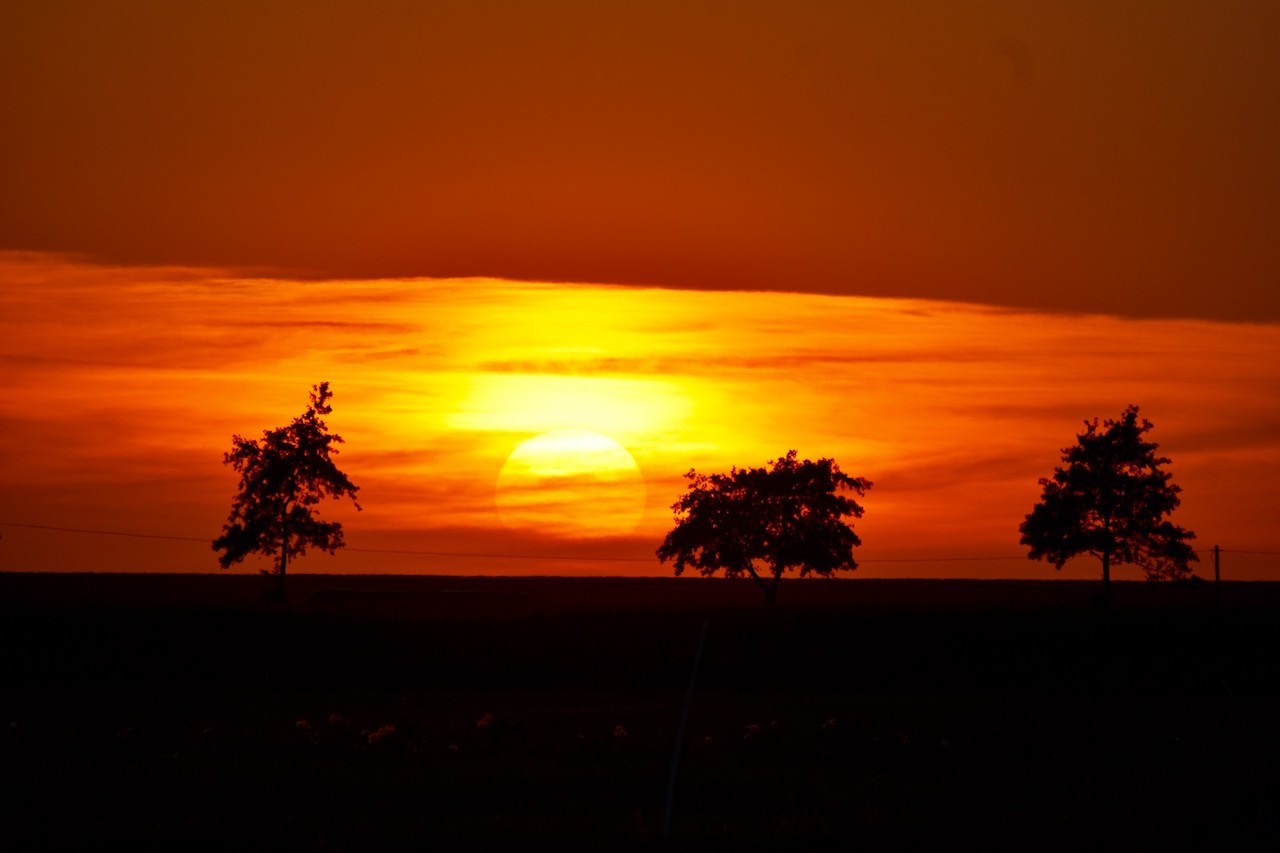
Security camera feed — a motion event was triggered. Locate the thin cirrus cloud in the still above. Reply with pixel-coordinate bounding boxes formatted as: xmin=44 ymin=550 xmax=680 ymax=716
xmin=1 ymin=253 xmax=1278 ymax=578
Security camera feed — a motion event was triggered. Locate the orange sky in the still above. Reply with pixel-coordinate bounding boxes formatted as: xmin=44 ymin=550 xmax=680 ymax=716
xmin=1 ymin=253 xmax=1277 ymax=579
xmin=2 ymin=4 xmax=1278 ymax=579
xmin=2 ymin=1 xmax=1278 ymax=320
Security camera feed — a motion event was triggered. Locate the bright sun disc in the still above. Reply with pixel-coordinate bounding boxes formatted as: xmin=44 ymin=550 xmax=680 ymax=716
xmin=495 ymin=429 xmax=646 ymax=538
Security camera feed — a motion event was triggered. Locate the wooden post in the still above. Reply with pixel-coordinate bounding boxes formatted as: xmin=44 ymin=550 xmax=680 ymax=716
xmin=1213 ymin=544 xmax=1221 ymax=607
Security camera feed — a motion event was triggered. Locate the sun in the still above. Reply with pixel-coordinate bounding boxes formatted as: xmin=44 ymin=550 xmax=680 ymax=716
xmin=495 ymin=429 xmax=646 ymax=539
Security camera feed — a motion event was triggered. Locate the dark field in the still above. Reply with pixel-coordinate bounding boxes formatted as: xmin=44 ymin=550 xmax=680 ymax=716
xmin=4 ymin=573 xmax=1280 ymax=849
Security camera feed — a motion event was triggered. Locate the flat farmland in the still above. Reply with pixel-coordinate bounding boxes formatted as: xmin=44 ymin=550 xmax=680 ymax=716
xmin=3 ymin=574 xmax=1279 ymax=849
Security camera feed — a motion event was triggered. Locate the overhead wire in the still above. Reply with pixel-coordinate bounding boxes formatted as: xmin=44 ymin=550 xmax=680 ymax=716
xmin=1 ymin=520 xmax=1276 ymax=565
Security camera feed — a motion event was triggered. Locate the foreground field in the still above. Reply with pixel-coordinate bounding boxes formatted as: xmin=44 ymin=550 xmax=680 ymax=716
xmin=3 ymin=574 xmax=1279 ymax=849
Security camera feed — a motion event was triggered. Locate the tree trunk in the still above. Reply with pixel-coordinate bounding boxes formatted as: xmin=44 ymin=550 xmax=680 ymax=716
xmin=1100 ymin=552 xmax=1111 ymax=605
xmin=744 ymin=564 xmax=777 ymax=605
xmin=278 ymin=510 xmax=289 ymax=600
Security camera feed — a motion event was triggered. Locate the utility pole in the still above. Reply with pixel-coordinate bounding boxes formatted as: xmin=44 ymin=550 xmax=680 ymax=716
xmin=1213 ymin=544 xmax=1221 ymax=608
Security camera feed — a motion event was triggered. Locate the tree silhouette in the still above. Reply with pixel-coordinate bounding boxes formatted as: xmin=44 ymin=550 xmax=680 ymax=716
xmin=657 ymin=450 xmax=871 ymax=604
xmin=213 ymin=382 xmax=361 ymax=598
xmin=1020 ymin=404 xmax=1197 ymax=601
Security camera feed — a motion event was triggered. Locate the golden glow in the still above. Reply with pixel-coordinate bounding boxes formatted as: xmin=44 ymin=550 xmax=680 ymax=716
xmin=2 ymin=254 xmax=1279 ymax=577
xmin=495 ymin=430 xmax=646 ymax=538
xmin=448 ymin=374 xmax=689 ymax=441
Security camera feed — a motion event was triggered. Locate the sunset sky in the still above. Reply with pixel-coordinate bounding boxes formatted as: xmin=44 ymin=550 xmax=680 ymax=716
xmin=2 ymin=2 xmax=1278 ymax=579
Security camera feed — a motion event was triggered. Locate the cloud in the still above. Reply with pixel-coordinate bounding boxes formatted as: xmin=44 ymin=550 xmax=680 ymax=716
xmin=3 ymin=255 xmax=1278 ymax=576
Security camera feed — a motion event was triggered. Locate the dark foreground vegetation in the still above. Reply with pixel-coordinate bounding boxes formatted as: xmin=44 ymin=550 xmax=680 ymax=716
xmin=3 ymin=574 xmax=1280 ymax=850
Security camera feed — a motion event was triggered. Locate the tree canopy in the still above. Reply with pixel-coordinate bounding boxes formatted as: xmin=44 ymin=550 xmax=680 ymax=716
xmin=656 ymin=450 xmax=871 ymax=603
xmin=212 ymin=382 xmax=361 ymax=595
xmin=1020 ymin=404 xmax=1197 ymax=598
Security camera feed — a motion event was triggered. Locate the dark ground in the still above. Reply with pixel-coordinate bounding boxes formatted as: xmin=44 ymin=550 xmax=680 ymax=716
xmin=3 ymin=573 xmax=1279 ymax=850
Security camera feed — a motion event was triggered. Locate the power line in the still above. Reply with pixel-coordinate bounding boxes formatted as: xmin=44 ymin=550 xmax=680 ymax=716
xmin=3 ymin=520 xmax=1277 ymax=566
xmin=0 ymin=521 xmax=208 ymax=543
xmin=0 ymin=522 xmax=1030 ymax=564
xmin=858 ymin=555 xmax=1025 ymax=564
xmin=346 ymin=546 xmax=653 ymax=563
xmin=0 ymin=521 xmax=654 ymax=563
